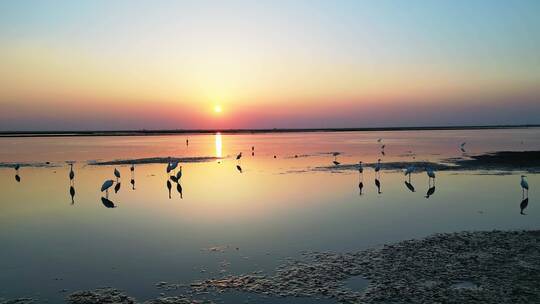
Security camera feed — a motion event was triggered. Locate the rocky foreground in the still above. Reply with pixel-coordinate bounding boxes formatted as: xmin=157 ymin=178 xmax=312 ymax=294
xmin=3 ymin=230 xmax=538 ymax=304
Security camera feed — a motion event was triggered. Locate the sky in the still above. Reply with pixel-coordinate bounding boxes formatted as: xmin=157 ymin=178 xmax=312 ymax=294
xmin=1 ymin=0 xmax=539 ymax=131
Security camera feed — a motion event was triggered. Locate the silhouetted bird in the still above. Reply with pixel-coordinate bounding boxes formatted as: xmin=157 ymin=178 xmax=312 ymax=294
xmin=167 ymin=180 xmax=172 ymax=199
xmin=404 ymin=181 xmax=415 ymax=192
xmin=236 ymin=165 xmax=243 ymax=173
xmin=70 ymin=186 xmax=75 ymax=204
xmin=358 ymin=161 xmax=363 ymax=173
xmin=114 ymin=168 xmax=121 ymax=181
xmin=333 ymin=160 xmax=340 ymax=166
xmin=426 ymin=167 xmax=436 ymax=180
xmin=377 ymin=138 xmax=382 ymax=143
xmin=425 ymin=185 xmax=436 ymax=198
xmin=520 ymin=197 xmax=529 ymax=215
xmin=14 ymin=164 xmax=20 ymax=171
xmin=101 ymin=179 xmax=114 ymax=197
xmin=130 ymin=178 xmax=135 ymax=190
xmin=15 ymin=174 xmax=20 ymax=182
xmin=69 ymin=163 xmax=75 ymax=183
xmin=114 ymin=182 xmax=121 ymax=193
xmin=375 ymin=159 xmax=382 ymax=173
xmin=101 ymin=197 xmax=116 ymax=208
xmin=236 ymin=152 xmax=242 ymax=160
xmin=130 ymin=164 xmax=135 ymax=172
xmin=375 ymin=178 xmax=381 ymax=194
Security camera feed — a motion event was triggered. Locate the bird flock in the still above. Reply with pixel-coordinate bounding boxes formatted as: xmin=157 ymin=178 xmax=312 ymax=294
xmin=7 ymin=137 xmax=532 ymax=214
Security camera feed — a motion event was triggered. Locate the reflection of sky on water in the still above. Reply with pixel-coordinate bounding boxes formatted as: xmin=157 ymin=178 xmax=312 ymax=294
xmin=0 ymin=129 xmax=539 ymax=303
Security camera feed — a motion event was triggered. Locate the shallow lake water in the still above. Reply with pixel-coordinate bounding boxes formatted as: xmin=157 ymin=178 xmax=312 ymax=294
xmin=0 ymin=129 xmax=539 ymax=303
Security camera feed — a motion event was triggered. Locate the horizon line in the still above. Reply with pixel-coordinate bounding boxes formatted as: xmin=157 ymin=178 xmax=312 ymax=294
xmin=1 ymin=124 xmax=539 ymax=138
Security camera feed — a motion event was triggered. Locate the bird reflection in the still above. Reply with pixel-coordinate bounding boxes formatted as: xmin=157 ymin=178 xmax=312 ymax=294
xmin=167 ymin=180 xmax=172 ymax=199
xmin=375 ymin=178 xmax=382 ymax=194
xmin=114 ymin=182 xmax=121 ymax=194
xmin=520 ymin=197 xmax=529 ymax=215
xmin=69 ymin=186 xmax=75 ymax=205
xmin=129 ymin=164 xmax=136 ymax=190
xmin=236 ymin=165 xmax=243 ymax=173
xmin=101 ymin=197 xmax=116 ymax=208
xmin=177 ymin=183 xmax=183 ymax=199
xmin=425 ymin=182 xmax=436 ymax=199
xmin=358 ymin=161 xmax=364 ymax=195
xmin=404 ymin=181 xmax=415 ymax=192
xmin=14 ymin=164 xmax=21 ymax=182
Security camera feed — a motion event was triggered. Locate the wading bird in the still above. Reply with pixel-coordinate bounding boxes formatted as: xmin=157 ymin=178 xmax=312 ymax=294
xmin=374 ymin=159 xmax=382 ymax=174
xmin=130 ymin=164 xmax=135 ymax=172
xmin=101 ymin=179 xmax=115 ymax=198
xmin=114 ymin=168 xmax=121 ymax=181
xmin=69 ymin=163 xmax=75 ymax=184
xmin=521 ymin=175 xmax=529 ymax=197
xmin=426 ymin=167 xmax=436 ymax=181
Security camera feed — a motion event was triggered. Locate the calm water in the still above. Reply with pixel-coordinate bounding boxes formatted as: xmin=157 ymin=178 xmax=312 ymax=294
xmin=0 ymin=129 xmax=539 ymax=303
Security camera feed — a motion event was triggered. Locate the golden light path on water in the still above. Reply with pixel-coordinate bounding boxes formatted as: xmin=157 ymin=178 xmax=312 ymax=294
xmin=215 ymin=132 xmax=222 ymax=158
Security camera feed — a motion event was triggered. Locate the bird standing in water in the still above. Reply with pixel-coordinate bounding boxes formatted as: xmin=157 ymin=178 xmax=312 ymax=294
xmin=101 ymin=179 xmax=114 ymax=198
xmin=374 ymin=159 xmax=382 ymax=174
xmin=521 ymin=175 xmax=529 ymax=197
xmin=69 ymin=163 xmax=75 ymax=185
xmin=114 ymin=168 xmax=121 ymax=181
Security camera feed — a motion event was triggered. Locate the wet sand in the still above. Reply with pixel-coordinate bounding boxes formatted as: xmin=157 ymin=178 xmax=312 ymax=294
xmin=4 ymin=230 xmax=532 ymax=304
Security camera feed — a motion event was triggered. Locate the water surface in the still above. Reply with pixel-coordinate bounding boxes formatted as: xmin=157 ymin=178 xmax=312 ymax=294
xmin=0 ymin=129 xmax=539 ymax=303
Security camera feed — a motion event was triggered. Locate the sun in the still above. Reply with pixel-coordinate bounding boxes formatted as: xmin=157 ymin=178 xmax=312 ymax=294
xmin=213 ymin=105 xmax=222 ymax=113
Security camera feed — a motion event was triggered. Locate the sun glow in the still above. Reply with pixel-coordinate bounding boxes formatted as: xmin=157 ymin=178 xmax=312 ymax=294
xmin=213 ymin=105 xmax=222 ymax=113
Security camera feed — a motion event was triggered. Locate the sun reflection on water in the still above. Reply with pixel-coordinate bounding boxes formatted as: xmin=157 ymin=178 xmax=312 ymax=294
xmin=215 ymin=132 xmax=222 ymax=158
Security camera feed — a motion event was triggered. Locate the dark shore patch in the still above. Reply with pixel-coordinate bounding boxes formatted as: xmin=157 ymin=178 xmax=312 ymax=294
xmin=191 ymin=230 xmax=540 ymax=303
xmin=0 ymin=299 xmax=35 ymax=304
xmin=0 ymin=162 xmax=58 ymax=168
xmin=451 ymin=150 xmax=540 ymax=172
xmin=314 ymin=150 xmax=540 ymax=173
xmin=89 ymin=156 xmax=220 ymax=166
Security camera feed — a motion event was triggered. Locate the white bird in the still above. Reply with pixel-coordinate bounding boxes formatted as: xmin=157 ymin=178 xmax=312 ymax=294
xmin=101 ymin=179 xmax=114 ymax=195
xmin=404 ymin=165 xmax=415 ymax=176
xmin=114 ymin=168 xmax=121 ymax=180
xmin=374 ymin=159 xmax=382 ymax=173
xmin=426 ymin=167 xmax=436 ymax=179
xmin=521 ymin=175 xmax=529 ymax=195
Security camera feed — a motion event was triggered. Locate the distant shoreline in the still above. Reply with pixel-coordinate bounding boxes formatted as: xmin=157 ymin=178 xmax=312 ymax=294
xmin=0 ymin=124 xmax=539 ymax=138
